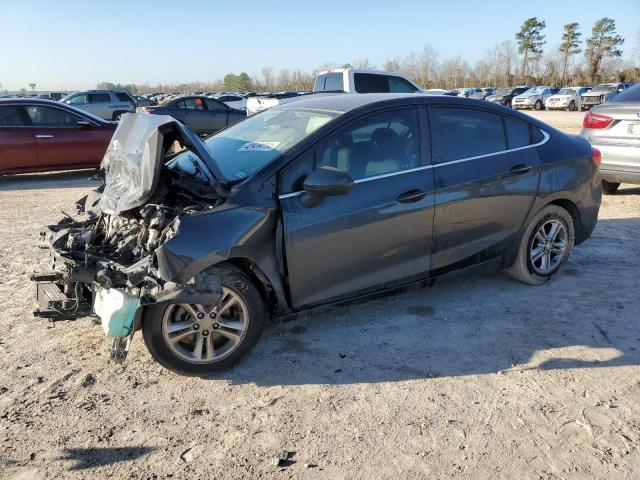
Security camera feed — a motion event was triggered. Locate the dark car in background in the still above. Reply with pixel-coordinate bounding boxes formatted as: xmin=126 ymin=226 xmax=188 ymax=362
xmin=34 ymin=94 xmax=601 ymax=376
xmin=486 ymin=86 xmax=529 ymax=108
xmin=581 ymin=83 xmax=640 ymax=193
xmin=0 ymin=99 xmax=116 ymax=175
xmin=138 ymin=95 xmax=245 ymax=135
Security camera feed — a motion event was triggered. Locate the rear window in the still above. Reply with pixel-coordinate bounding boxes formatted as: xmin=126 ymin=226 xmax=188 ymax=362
xmin=0 ymin=106 xmax=25 ymax=126
xmin=610 ymin=84 xmax=640 ymax=102
xmin=314 ymin=73 xmax=343 ymax=92
xmin=115 ymin=92 xmax=132 ymax=102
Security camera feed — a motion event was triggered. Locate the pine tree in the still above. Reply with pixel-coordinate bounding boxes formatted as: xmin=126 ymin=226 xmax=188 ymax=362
xmin=586 ymin=18 xmax=624 ymax=83
xmin=559 ymin=23 xmax=582 ymax=86
xmin=516 ymin=17 xmax=546 ymax=81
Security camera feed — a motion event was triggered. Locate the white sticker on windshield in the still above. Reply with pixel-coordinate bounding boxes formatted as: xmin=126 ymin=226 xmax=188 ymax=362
xmin=238 ymin=141 xmax=280 ymax=152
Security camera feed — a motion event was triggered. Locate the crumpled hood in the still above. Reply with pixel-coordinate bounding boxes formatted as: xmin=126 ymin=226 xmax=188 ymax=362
xmin=99 ymin=113 xmax=221 ymax=215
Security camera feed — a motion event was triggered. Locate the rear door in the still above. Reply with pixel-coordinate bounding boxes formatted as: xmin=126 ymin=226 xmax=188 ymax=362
xmin=205 ymin=98 xmax=231 ymax=132
xmin=428 ymin=105 xmax=541 ymax=272
xmin=23 ymin=105 xmax=104 ymax=168
xmin=279 ymin=107 xmax=435 ymax=308
xmin=87 ymin=93 xmax=112 ymax=119
xmin=0 ymin=105 xmax=37 ymax=173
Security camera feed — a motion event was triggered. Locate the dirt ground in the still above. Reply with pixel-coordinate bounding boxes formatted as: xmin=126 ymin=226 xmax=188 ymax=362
xmin=1 ymin=111 xmax=639 ymax=480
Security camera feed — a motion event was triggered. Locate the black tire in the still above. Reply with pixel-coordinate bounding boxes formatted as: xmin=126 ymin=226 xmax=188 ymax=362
xmin=602 ymin=180 xmax=620 ymax=195
xmin=534 ymin=100 xmax=543 ymax=111
xmin=506 ymin=205 xmax=575 ymax=285
xmin=142 ymin=266 xmax=265 ymax=376
xmin=566 ymin=101 xmax=575 ymax=112
xmin=112 ymin=111 xmax=126 ymax=121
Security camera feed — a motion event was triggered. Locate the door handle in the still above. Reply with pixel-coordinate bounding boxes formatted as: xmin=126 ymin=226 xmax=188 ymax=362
xmin=35 ymin=134 xmax=54 ymax=139
xmin=509 ymin=164 xmax=531 ymax=175
xmin=397 ymin=189 xmax=427 ymax=203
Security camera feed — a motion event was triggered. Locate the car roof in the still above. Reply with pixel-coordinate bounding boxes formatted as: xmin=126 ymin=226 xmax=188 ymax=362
xmin=276 ymin=92 xmax=525 ymax=114
xmin=0 ymin=98 xmax=72 ymax=106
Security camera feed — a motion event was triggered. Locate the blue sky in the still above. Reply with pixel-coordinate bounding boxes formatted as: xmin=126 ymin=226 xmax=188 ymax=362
xmin=0 ymin=0 xmax=638 ymax=90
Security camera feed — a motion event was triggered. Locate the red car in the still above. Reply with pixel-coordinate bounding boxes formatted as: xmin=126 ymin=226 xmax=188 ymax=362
xmin=0 ymin=99 xmax=116 ymax=175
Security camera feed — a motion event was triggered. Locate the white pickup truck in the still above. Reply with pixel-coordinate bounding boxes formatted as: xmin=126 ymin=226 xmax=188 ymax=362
xmin=246 ymin=68 xmax=422 ymax=115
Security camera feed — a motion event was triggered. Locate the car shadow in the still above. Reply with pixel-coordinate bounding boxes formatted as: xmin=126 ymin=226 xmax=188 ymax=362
xmin=213 ymin=217 xmax=640 ymax=386
xmin=58 ymin=446 xmax=156 ymax=471
xmin=0 ymin=169 xmax=99 ymax=191
xmin=613 ymin=184 xmax=640 ymax=196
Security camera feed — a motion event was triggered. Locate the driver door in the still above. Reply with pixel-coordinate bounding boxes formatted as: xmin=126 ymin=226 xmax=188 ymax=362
xmin=279 ymin=107 xmax=435 ymax=309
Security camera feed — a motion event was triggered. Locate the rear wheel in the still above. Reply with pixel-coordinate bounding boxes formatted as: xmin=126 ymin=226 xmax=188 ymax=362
xmin=602 ymin=180 xmax=620 ymax=195
xmin=142 ymin=266 xmax=265 ymax=376
xmin=507 ymin=205 xmax=574 ymax=285
xmin=112 ymin=111 xmax=126 ymax=121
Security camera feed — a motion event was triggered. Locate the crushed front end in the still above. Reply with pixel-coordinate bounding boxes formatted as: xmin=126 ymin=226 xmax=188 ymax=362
xmin=32 ymin=113 xmax=227 ymax=361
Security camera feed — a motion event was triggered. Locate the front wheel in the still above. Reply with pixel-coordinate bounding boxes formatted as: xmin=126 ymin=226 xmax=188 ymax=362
xmin=566 ymin=101 xmax=576 ymax=111
xmin=534 ymin=100 xmax=543 ymax=111
xmin=602 ymin=180 xmax=620 ymax=195
xmin=506 ymin=205 xmax=575 ymax=285
xmin=142 ymin=266 xmax=265 ymax=376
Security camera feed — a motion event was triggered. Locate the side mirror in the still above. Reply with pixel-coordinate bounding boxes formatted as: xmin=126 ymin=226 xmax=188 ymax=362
xmin=301 ymin=167 xmax=353 ymax=207
xmin=77 ymin=120 xmax=92 ymax=128
xmin=618 ymin=88 xmax=624 ymax=92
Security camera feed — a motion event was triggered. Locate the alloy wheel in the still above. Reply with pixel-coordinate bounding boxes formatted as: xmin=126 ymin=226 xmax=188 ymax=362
xmin=161 ymin=287 xmax=249 ymax=364
xmin=529 ymin=219 xmax=567 ymax=275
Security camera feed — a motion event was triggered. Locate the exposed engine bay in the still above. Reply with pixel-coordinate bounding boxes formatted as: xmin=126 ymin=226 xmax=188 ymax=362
xmin=32 ymin=114 xmax=228 ymax=361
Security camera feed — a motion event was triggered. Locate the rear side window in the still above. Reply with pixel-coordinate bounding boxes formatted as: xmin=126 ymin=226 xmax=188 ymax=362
xmin=115 ymin=92 xmax=132 ymax=102
xmin=0 ymin=106 xmax=25 ymax=126
xmin=314 ymin=73 xmax=343 ymax=92
xmin=354 ymin=73 xmax=389 ymax=93
xmin=205 ymin=98 xmax=227 ymax=111
xmin=504 ymin=116 xmax=530 ymax=148
xmin=430 ymin=107 xmax=506 ymax=163
xmin=610 ymin=84 xmax=640 ymax=102
xmin=88 ymin=93 xmax=110 ymax=103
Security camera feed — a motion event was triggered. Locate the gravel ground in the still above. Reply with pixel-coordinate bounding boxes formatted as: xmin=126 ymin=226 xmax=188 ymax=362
xmin=1 ymin=112 xmax=639 ymax=480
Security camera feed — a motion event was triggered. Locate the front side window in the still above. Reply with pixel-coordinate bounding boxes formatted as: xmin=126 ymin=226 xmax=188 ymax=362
xmin=430 ymin=107 xmax=506 ymax=163
xmin=388 ymin=76 xmax=419 ymax=93
xmin=204 ymin=107 xmax=338 ymax=181
xmin=0 ymin=106 xmax=25 ymax=126
xmin=280 ymin=108 xmax=420 ymax=193
xmin=177 ymin=97 xmax=206 ymax=110
xmin=67 ymin=94 xmax=88 ymax=105
xmin=25 ymin=106 xmax=80 ymax=127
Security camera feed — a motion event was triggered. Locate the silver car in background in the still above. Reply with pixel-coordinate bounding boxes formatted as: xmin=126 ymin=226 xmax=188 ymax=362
xmin=61 ymin=90 xmax=136 ymax=120
xmin=580 ymin=84 xmax=640 ymax=194
xmin=545 ymin=86 xmax=591 ymax=111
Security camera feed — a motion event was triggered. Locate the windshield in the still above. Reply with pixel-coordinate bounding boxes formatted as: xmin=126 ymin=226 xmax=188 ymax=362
xmin=557 ymin=88 xmax=576 ymax=95
xmin=493 ymin=89 xmax=511 ymax=96
xmin=202 ymin=108 xmax=339 ymax=181
xmin=522 ymin=87 xmax=544 ymax=95
xmin=592 ymin=84 xmax=617 ymax=93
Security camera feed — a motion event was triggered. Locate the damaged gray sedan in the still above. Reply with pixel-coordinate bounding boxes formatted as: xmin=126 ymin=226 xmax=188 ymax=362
xmin=33 ymin=94 xmax=601 ymax=376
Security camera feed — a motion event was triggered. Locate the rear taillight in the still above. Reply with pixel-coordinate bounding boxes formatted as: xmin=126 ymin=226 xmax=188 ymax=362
xmin=583 ymin=111 xmax=613 ymax=129
xmin=591 ymin=146 xmax=602 ymax=168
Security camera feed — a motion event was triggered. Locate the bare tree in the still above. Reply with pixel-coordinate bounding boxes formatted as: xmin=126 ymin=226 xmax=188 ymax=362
xmin=262 ymin=66 xmax=274 ymax=91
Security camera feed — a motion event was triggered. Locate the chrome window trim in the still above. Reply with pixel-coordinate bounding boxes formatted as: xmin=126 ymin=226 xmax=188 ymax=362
xmin=277 ymin=129 xmax=549 ymax=200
